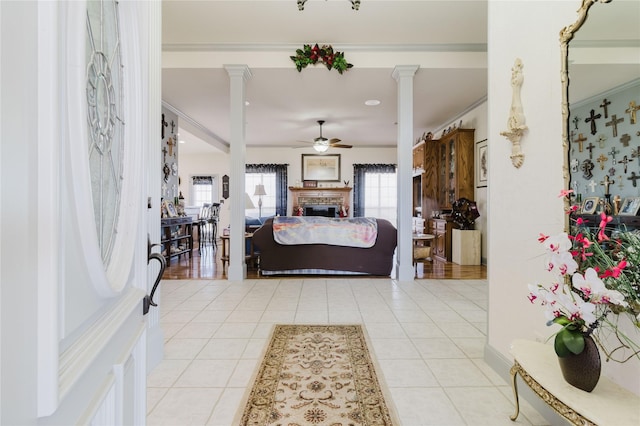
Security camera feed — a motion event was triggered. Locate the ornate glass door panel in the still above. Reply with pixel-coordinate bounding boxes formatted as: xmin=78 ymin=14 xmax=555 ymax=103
xmin=86 ymin=0 xmax=124 ymax=266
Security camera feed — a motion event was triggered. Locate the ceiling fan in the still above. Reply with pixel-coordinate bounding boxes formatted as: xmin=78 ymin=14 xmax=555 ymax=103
xmin=296 ymin=120 xmax=352 ymax=152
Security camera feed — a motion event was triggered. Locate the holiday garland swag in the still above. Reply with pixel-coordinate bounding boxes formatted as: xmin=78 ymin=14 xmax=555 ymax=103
xmin=290 ymin=44 xmax=353 ymax=74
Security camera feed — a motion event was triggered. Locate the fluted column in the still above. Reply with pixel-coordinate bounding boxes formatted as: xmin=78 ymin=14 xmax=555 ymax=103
xmin=225 ymin=65 xmax=252 ymax=281
xmin=392 ymin=65 xmax=419 ymax=281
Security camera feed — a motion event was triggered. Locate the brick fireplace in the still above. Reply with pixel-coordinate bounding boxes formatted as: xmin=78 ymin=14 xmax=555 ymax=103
xmin=289 ymin=186 xmax=352 ymax=217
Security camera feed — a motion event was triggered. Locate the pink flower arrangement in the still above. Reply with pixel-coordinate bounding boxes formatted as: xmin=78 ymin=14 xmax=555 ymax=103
xmin=528 ymin=190 xmax=640 ymax=361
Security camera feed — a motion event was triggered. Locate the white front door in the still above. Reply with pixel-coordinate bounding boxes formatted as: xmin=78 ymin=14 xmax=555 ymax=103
xmin=0 ymin=1 xmax=159 ymax=424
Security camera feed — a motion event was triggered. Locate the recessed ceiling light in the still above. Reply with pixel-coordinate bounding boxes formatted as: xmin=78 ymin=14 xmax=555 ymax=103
xmin=365 ymin=99 xmax=380 ymax=106
xmin=179 ymin=140 xmax=185 ymax=144
xmin=245 ymin=101 xmax=250 ymax=106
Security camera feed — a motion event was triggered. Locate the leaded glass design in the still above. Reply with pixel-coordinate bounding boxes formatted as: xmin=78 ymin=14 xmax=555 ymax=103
xmin=86 ymin=0 xmax=124 ymax=266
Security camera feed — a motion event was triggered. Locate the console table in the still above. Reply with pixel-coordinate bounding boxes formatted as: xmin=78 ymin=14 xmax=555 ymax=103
xmin=160 ymin=217 xmax=193 ymax=262
xmin=510 ymin=339 xmax=640 ymax=425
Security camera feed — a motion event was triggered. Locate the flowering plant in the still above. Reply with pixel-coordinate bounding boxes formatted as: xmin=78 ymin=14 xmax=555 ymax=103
xmin=290 ymin=44 xmax=353 ymax=74
xmin=528 ymin=190 xmax=640 ymax=361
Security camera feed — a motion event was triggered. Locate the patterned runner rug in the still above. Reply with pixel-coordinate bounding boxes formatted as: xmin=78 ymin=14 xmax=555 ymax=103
xmin=237 ymin=324 xmax=398 ymax=425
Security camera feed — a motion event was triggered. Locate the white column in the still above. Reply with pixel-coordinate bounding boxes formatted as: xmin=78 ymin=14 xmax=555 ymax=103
xmin=225 ymin=65 xmax=252 ymax=281
xmin=392 ymin=65 xmax=419 ymax=282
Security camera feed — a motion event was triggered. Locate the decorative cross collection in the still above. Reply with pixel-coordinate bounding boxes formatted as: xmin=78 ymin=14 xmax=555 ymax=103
xmin=570 ymin=92 xmax=639 ymax=208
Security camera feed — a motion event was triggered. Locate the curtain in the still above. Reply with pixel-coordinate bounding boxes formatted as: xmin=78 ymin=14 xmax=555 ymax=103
xmin=192 ymin=175 xmax=213 ymax=185
xmin=352 ymin=164 xmax=397 ymax=217
xmin=246 ymin=164 xmax=289 ymax=216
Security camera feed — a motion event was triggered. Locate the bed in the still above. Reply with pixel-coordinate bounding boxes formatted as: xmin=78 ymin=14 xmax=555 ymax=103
xmin=252 ymin=216 xmax=397 ymax=276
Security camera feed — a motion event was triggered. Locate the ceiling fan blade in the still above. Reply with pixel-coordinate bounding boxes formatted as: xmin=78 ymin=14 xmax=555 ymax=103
xmin=328 ymin=138 xmax=341 ymax=143
xmin=330 ymin=143 xmax=353 ymax=149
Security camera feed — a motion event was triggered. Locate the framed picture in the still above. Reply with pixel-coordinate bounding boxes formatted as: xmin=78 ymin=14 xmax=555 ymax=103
xmin=619 ymin=197 xmax=640 ymax=216
xmin=163 ymin=200 xmax=178 ymax=217
xmin=581 ymin=196 xmax=599 ymax=215
xmin=302 ymin=154 xmax=341 ymax=182
xmin=476 ymin=139 xmax=488 ymax=188
xmin=302 ymin=180 xmax=318 ymax=188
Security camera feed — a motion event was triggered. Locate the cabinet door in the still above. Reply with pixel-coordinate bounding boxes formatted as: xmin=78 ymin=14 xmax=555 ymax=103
xmin=438 ymin=141 xmax=449 ymax=208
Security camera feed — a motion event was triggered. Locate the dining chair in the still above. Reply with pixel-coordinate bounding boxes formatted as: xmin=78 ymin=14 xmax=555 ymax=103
xmin=208 ymin=203 xmax=221 ymax=248
xmin=198 ymin=203 xmax=212 ymax=252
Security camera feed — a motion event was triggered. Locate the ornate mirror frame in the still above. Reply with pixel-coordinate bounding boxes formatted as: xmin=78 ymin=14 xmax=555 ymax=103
xmin=560 ymin=0 xmax=613 ymax=228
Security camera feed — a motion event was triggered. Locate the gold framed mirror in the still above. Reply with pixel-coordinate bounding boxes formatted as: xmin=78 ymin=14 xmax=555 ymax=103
xmin=561 ymin=0 xmax=640 ymax=227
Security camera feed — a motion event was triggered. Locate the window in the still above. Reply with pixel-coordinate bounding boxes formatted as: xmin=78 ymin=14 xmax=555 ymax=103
xmin=191 ymin=175 xmax=218 ymax=207
xmin=364 ymin=172 xmax=397 ymax=225
xmin=245 ymin=173 xmax=276 ymax=218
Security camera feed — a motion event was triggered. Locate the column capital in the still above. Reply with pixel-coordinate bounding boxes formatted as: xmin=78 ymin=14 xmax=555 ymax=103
xmin=224 ymin=64 xmax=252 ymax=80
xmin=392 ymin=65 xmax=419 ymax=81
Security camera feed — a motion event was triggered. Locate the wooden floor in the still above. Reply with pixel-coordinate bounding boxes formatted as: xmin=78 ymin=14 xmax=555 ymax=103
xmin=162 ymin=240 xmax=487 ymax=280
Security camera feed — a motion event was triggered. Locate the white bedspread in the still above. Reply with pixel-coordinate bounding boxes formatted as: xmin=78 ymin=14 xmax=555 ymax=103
xmin=272 ymin=216 xmax=378 ymax=248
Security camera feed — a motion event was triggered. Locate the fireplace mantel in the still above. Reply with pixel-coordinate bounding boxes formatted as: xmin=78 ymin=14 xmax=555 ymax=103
xmin=289 ymin=186 xmax=352 ymax=216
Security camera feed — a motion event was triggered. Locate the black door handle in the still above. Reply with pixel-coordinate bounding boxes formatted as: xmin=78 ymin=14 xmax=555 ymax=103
xmin=143 ymin=234 xmax=166 ymax=315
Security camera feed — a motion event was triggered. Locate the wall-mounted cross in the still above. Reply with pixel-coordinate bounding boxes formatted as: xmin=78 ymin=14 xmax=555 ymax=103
xmin=608 ymin=167 xmax=616 ymax=177
xmin=619 ymin=155 xmax=630 ymax=174
xmin=571 ymin=158 xmax=579 ymax=172
xmin=170 ymin=120 xmax=176 ymax=134
xmin=620 ymin=133 xmax=631 ymax=147
xmin=596 ymin=153 xmax=608 ymax=170
xmin=628 ymin=172 xmax=640 ymax=188
xmin=162 ymin=146 xmax=167 ymax=162
xmin=585 ymin=109 xmax=602 ymax=135
xmin=606 ymin=114 xmax=624 ymax=137
xmin=161 ymin=113 xmax=168 ymax=139
xmin=587 ymin=178 xmax=597 ymax=193
xmin=586 ymin=142 xmax=596 ymax=159
xmin=582 ymin=159 xmax=595 ymax=180
xmin=597 ymin=133 xmax=607 ymax=148
xmin=166 ymin=137 xmax=176 ymax=156
xmin=572 ymin=116 xmax=580 ymax=130
xmin=633 ymin=145 xmax=640 ymax=164
xmin=574 ymin=133 xmax=587 ymax=152
xmin=608 ymin=146 xmax=619 ymax=164
xmin=600 ymin=175 xmax=614 ymax=196
xmin=626 ymin=101 xmax=639 ymax=125
xmin=617 ymin=176 xmax=624 ymax=190
xmin=572 ymin=180 xmax=580 ymax=193
xmin=600 ymin=98 xmax=611 ymax=118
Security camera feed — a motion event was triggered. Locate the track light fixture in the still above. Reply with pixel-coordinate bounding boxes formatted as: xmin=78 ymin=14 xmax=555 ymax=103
xmin=297 ymin=1 xmax=360 ymax=11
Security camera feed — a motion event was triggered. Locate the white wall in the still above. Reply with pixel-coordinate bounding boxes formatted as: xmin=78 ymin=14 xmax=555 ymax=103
xmin=487 ymin=1 xmax=639 ymax=396
xmin=179 ymin=146 xmax=397 ymax=229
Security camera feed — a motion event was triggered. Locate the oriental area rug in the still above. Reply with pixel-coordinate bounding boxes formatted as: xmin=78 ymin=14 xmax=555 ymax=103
xmin=236 ymin=324 xmax=398 ymax=426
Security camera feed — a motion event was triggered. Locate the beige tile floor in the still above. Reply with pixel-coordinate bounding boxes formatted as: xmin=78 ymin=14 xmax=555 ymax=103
xmin=147 ymin=278 xmax=550 ymax=426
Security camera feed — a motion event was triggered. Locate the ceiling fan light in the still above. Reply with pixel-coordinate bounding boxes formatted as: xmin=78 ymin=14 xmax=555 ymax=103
xmin=313 ymin=142 xmax=329 ymax=153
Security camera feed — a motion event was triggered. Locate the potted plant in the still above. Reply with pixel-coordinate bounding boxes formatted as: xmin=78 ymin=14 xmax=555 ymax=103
xmin=528 ymin=190 xmax=640 ymax=391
